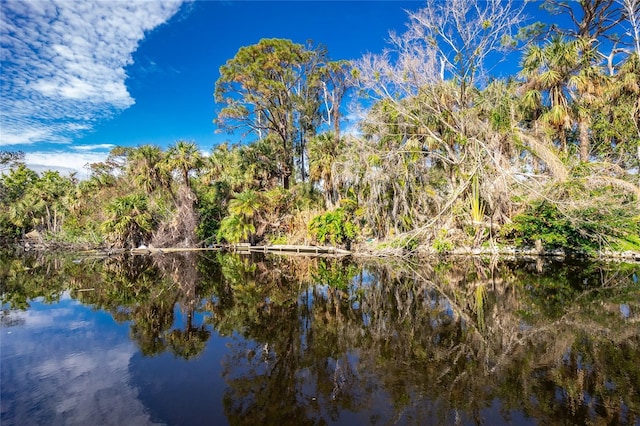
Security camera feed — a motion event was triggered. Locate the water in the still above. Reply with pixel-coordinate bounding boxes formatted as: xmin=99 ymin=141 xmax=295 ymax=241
xmin=1 ymin=252 xmax=639 ymax=425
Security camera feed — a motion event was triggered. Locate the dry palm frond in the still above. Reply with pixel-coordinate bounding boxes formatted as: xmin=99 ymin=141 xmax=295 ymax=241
xmin=152 ymin=186 xmax=199 ymax=248
xmin=585 ymin=176 xmax=640 ymax=201
xmin=518 ymin=132 xmax=568 ymax=182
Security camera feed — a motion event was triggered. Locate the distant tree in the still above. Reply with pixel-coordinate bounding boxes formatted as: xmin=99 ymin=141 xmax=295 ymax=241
xmin=0 ymin=164 xmax=38 ymax=237
xmin=4 ymin=170 xmax=74 ymax=235
xmin=0 ymin=151 xmax=24 ymax=171
xmin=0 ymin=163 xmax=37 ymax=203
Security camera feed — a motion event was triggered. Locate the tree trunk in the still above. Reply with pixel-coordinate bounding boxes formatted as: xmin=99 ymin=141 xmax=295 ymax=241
xmin=579 ymin=119 xmax=589 ymax=162
xmin=183 ymin=169 xmax=190 ymax=189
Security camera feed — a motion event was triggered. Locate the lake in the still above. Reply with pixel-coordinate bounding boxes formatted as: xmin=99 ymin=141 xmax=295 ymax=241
xmin=1 ymin=251 xmax=639 ymax=425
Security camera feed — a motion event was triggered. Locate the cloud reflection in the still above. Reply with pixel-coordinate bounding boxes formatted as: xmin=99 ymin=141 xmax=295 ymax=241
xmin=1 ymin=301 xmax=161 ymax=426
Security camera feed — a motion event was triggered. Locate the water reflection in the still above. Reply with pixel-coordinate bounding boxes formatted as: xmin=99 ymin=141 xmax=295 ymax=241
xmin=1 ymin=296 xmax=158 ymax=425
xmin=1 ymin=251 xmax=639 ymax=425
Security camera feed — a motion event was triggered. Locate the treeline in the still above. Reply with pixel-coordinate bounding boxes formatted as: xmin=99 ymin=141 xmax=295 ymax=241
xmin=1 ymin=0 xmax=639 ymax=255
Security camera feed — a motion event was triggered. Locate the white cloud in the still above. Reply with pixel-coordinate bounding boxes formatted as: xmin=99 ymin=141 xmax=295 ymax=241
xmin=0 ymin=0 xmax=186 ymax=146
xmin=25 ymin=150 xmax=111 ymax=177
xmin=72 ymin=144 xmax=116 ymax=152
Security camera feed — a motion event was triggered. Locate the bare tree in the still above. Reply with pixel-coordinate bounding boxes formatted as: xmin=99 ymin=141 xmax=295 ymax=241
xmin=355 ymin=0 xmax=527 ymax=126
xmin=349 ymin=0 xmax=529 ymax=241
xmin=402 ymin=0 xmax=527 ymax=103
xmin=617 ymin=0 xmax=640 ymax=56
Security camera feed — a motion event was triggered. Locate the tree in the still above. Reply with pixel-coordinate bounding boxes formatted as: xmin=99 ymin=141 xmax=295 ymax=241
xmin=127 ymin=144 xmax=171 ymax=194
xmin=352 ymin=0 xmax=527 ymax=240
xmin=520 ymin=36 xmax=603 ymax=159
xmin=101 ymin=194 xmax=154 ymax=248
xmin=222 ymin=189 xmax=264 ymax=244
xmin=165 ymin=140 xmax=203 ymax=189
xmin=1 ymin=164 xmax=38 ymax=237
xmin=4 ymin=170 xmax=74 ymax=235
xmin=0 ymin=151 xmax=24 ymax=172
xmin=215 ymin=38 xmax=324 ymax=189
xmin=536 ymin=0 xmax=628 ymax=161
xmin=318 ymin=60 xmax=354 ymax=141
xmin=0 ymin=163 xmax=37 ymax=203
xmin=228 ymin=189 xmax=263 ymax=220
xmin=617 ymin=0 xmax=640 ymax=57
xmin=308 ymin=132 xmax=344 ymax=209
xmin=543 ymin=0 xmax=625 ymax=41
xmin=217 ymin=214 xmax=255 ymax=244
xmin=393 ymin=0 xmax=527 ymax=105
xmin=592 ymin=52 xmax=640 ymax=168
xmin=28 ymin=171 xmax=75 ymax=233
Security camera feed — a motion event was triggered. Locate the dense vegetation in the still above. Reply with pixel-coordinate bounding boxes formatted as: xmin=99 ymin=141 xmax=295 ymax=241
xmin=1 ymin=0 xmax=639 ymax=255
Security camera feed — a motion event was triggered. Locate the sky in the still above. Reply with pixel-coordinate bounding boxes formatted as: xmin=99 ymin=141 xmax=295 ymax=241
xmin=1 ymin=0 xmax=431 ymax=177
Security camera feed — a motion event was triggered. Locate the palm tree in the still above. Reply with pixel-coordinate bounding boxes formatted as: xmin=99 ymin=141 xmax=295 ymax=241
xmin=521 ymin=36 xmax=606 ymax=161
xmin=165 ymin=140 xmax=203 ymax=189
xmin=222 ymin=189 xmax=264 ymax=244
xmin=101 ymin=194 xmax=154 ymax=248
xmin=601 ymin=53 xmax=640 ymax=166
xmin=520 ymin=36 xmax=579 ymax=154
xmin=128 ymin=144 xmax=171 ymax=194
xmin=308 ymin=132 xmax=343 ymax=209
xmin=228 ymin=189 xmax=262 ymax=220
xmin=217 ymin=214 xmax=255 ymax=244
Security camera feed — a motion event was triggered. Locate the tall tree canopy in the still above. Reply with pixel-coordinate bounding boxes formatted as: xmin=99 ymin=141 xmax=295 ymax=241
xmin=215 ymin=38 xmax=312 ymax=189
xmin=214 ymin=38 xmax=352 ymax=189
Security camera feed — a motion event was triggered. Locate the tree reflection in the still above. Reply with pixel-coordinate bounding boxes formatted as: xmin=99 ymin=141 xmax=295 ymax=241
xmin=207 ymin=256 xmax=640 ymax=424
xmin=1 ymin=251 xmax=638 ymax=424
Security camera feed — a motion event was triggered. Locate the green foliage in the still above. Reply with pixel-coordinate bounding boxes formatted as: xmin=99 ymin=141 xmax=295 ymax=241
xmin=503 ymin=201 xmax=588 ymax=251
xmin=194 ymin=186 xmax=225 ymax=244
xmin=267 ymin=234 xmax=288 ymax=245
xmin=383 ymin=235 xmax=419 ymax=251
xmin=217 ymin=214 xmax=255 ymax=244
xmin=432 ymin=229 xmax=454 ymax=254
xmin=101 ymin=194 xmax=155 ymax=248
xmin=503 ymin=199 xmax=640 ymax=254
xmin=228 ymin=189 xmax=262 ymax=219
xmin=308 ymin=208 xmax=357 ymax=247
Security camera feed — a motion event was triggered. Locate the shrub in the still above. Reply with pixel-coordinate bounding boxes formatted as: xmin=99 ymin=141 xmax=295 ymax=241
xmin=432 ymin=229 xmax=454 ymax=254
xmin=502 ymin=200 xmax=640 ymax=254
xmin=308 ymin=208 xmax=357 ymax=247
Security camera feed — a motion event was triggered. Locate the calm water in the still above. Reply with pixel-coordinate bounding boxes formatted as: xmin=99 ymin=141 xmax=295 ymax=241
xmin=1 ymin=251 xmax=639 ymax=425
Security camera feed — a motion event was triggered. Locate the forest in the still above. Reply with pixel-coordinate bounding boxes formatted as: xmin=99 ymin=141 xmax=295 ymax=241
xmin=1 ymin=0 xmax=639 ymax=257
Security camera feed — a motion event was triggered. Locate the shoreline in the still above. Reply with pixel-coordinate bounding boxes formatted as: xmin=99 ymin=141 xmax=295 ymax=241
xmin=8 ymin=238 xmax=640 ymax=263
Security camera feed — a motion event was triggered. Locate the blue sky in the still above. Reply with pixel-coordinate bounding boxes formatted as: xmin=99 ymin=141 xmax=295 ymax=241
xmin=4 ymin=1 xmax=614 ymax=178
xmin=1 ymin=0 xmax=429 ymax=176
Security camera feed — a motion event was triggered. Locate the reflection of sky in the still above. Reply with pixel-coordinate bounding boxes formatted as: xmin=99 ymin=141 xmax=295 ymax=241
xmin=1 ymin=298 xmax=161 ymax=426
